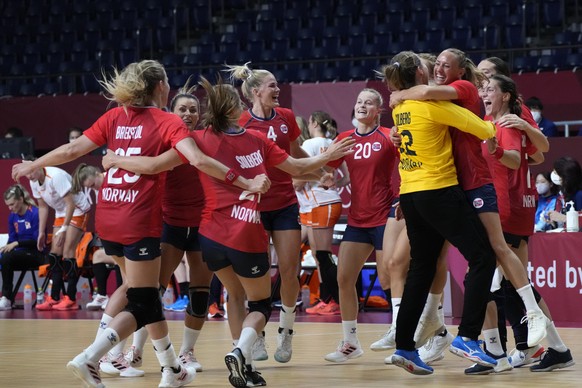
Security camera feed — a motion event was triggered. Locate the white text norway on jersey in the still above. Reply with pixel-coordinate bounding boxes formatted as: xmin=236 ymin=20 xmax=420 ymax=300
xmin=101 ymin=188 xmax=139 ymax=203
xmin=231 ymin=204 xmax=261 ymax=224
xmin=115 ymin=125 xmax=143 ymax=139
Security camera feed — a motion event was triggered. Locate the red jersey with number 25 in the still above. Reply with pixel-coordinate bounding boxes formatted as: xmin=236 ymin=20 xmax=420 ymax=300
xmin=328 ymin=126 xmax=398 ymax=228
xmin=239 ymin=107 xmax=300 ymax=211
xmin=84 ymin=106 xmax=189 ymax=245
xmin=191 ymin=128 xmax=289 ymax=253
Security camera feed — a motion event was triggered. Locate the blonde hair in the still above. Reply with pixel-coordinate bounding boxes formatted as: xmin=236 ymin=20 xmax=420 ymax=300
xmin=310 ymin=111 xmax=337 ymax=139
xmin=224 ymin=62 xmax=273 ymax=102
xmin=382 ymin=51 xmax=421 ymax=91
xmin=4 ymin=184 xmax=36 ymax=207
xmin=198 ymin=76 xmax=243 ymax=134
xmin=99 ymin=60 xmax=167 ymax=106
xmin=71 ymin=163 xmax=101 ymax=194
xmin=442 ymin=48 xmax=488 ymax=88
xmin=296 ymin=116 xmax=310 ymax=144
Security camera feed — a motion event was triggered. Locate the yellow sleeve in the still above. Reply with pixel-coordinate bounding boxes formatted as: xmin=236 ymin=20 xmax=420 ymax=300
xmin=427 ymin=101 xmax=496 ymax=140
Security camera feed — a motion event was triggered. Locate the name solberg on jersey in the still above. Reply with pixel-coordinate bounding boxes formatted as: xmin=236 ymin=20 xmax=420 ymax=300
xmin=230 ymin=149 xmax=264 ymax=224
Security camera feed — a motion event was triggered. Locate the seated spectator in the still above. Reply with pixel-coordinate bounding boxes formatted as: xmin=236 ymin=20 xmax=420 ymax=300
xmin=534 ymin=172 xmax=560 ymax=232
xmin=0 ymin=185 xmax=45 ymax=310
xmin=525 ymin=96 xmax=558 ymax=137
xmin=67 ymin=127 xmax=84 ymax=143
xmin=546 ymin=156 xmax=582 ymax=226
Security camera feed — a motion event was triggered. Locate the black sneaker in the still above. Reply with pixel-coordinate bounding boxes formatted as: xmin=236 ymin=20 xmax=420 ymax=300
xmin=225 ymin=348 xmax=247 ymax=387
xmin=245 ymin=364 xmax=266 ymax=387
xmin=530 ymin=348 xmax=575 ymax=372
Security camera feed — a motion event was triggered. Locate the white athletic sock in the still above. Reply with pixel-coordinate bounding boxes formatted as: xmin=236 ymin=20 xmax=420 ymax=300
xmin=238 ymin=327 xmax=258 ymax=362
xmin=391 ymin=298 xmax=401 ymax=326
xmin=342 ymin=320 xmax=358 ymax=344
xmin=279 ymin=304 xmax=296 ymax=332
xmin=86 ymin=327 xmax=120 ymax=363
xmin=232 ymin=339 xmax=239 ymax=348
xmin=482 ymin=328 xmax=504 ymax=356
xmin=131 ymin=327 xmax=148 ymax=352
xmin=152 ymin=335 xmax=180 ymax=369
xmin=516 ymin=284 xmax=542 ymax=313
xmin=422 ymin=293 xmax=442 ymax=319
xmin=109 ymin=338 xmax=127 ymax=357
xmin=545 ymin=321 xmax=568 ymax=352
xmin=180 ymin=327 xmax=201 ymax=355
xmin=95 ymin=313 xmax=114 ymax=340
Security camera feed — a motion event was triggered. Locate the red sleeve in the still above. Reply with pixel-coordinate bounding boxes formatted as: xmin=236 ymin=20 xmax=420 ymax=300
xmin=160 ymin=113 xmax=190 ymax=148
xmin=520 ymin=104 xmax=539 ymax=155
xmin=499 ymin=126 xmax=522 ymax=152
xmin=450 ymin=80 xmax=479 ymax=105
xmin=84 ymin=109 xmax=115 ymax=146
xmin=278 ymin=108 xmax=301 ymax=142
xmin=327 ymin=131 xmax=350 ymax=169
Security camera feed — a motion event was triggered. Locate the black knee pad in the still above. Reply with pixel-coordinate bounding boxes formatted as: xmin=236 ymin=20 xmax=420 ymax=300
xmin=248 ymin=297 xmax=272 ymax=323
xmin=47 ymin=253 xmax=61 ymax=270
xmin=186 ymin=287 xmax=210 ymax=318
xmin=62 ymin=258 xmax=79 ymax=280
xmin=124 ymin=287 xmax=165 ymax=329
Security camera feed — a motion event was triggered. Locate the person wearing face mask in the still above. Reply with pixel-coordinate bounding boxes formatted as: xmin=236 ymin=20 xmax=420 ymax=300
xmin=534 ymin=172 xmax=559 ymax=232
xmin=525 ymin=97 xmax=558 ymax=138
xmin=546 ymin=156 xmax=582 ymax=225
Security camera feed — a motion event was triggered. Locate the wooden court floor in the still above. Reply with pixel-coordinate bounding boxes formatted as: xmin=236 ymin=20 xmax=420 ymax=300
xmin=0 ymin=316 xmax=580 ymax=388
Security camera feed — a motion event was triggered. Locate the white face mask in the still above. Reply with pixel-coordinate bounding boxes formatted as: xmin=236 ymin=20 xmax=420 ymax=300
xmin=351 ymin=118 xmax=359 ymax=128
xmin=531 ymin=110 xmax=542 ymax=123
xmin=536 ymin=182 xmax=550 ymax=195
xmin=551 ymin=171 xmax=563 ymax=186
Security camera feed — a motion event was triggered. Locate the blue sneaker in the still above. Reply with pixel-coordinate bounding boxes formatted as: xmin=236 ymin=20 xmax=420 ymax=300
xmin=168 ymin=295 xmax=189 ymax=312
xmin=449 ymin=336 xmax=498 ymax=367
xmin=391 ymin=349 xmax=434 ymax=375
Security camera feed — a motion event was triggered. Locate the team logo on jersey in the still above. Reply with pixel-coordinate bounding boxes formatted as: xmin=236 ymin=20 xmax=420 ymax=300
xmin=280 ymin=124 xmax=288 ymax=134
xmin=251 ymin=266 xmax=260 ymax=275
xmin=24 ymin=221 xmax=31 ymax=229
xmin=473 ymin=197 xmax=484 ymax=209
xmin=372 ymin=142 xmax=382 ymax=151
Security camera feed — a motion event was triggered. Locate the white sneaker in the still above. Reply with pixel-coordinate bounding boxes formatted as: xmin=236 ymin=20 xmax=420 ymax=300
xmin=252 ymin=332 xmax=268 ymax=361
xmin=419 ymin=330 xmax=454 ymax=365
xmin=524 ymin=310 xmax=549 ymax=347
xmin=414 ymin=315 xmax=445 ymax=348
xmin=0 ymin=296 xmax=12 ymax=311
xmin=124 ymin=345 xmax=143 ymax=367
xmin=86 ymin=294 xmax=109 ymax=311
xmin=158 ymin=365 xmax=196 ymax=388
xmin=66 ymin=351 xmax=105 ymax=388
xmin=370 ymin=326 xmax=396 ymax=351
xmin=508 ymin=345 xmax=545 ymax=367
xmin=274 ymin=329 xmax=293 ymax=363
xmin=100 ymin=352 xmax=145 ymax=377
xmin=179 ymin=349 xmax=203 ymax=372
xmin=384 ymin=353 xmax=395 ymax=364
xmin=324 ymin=341 xmax=364 ymax=363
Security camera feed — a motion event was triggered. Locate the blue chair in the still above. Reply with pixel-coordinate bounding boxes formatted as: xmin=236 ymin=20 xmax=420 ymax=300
xmin=543 ymin=0 xmax=563 ymax=27
xmin=505 ymin=25 xmax=524 ymax=48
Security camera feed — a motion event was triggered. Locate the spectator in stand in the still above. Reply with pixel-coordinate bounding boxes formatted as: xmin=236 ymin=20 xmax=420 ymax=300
xmin=0 ymin=185 xmax=43 ymax=310
xmin=534 ymin=172 xmax=560 ymax=232
xmin=296 ymin=116 xmax=310 ymax=145
xmin=4 ymin=127 xmax=23 ymax=138
xmin=546 ymin=156 xmax=582 ymax=225
xmin=525 ymin=97 xmax=558 ymax=137
xmin=68 ymin=127 xmax=84 ymax=143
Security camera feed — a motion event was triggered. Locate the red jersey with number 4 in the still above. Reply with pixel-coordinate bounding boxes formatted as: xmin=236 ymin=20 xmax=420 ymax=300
xmin=328 ymin=126 xmax=398 ymax=227
xmin=239 ymin=107 xmax=300 ymax=211
xmin=191 ymin=128 xmax=289 ymax=253
xmin=84 ymin=106 xmax=189 ymax=244
xmin=449 ymin=79 xmax=493 ymax=190
xmin=483 ymin=124 xmax=537 ymax=236
xmin=163 ymin=132 xmax=204 ymax=227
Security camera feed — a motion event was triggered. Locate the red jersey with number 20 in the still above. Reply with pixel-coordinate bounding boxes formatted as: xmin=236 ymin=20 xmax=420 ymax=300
xmin=239 ymin=107 xmax=300 ymax=211
xmin=84 ymin=106 xmax=189 ymax=244
xmin=192 ymin=128 xmax=289 ymax=253
xmin=328 ymin=126 xmax=398 ymax=227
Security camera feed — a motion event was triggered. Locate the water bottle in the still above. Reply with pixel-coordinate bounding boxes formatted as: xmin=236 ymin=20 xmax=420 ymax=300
xmin=23 ymin=284 xmax=33 ymax=311
xmin=80 ymin=282 xmax=91 ymax=309
xmin=36 ymin=287 xmax=45 ymax=306
xmin=162 ymin=283 xmax=175 ymax=308
xmin=301 ymin=285 xmax=310 ymax=309
xmin=47 ymin=280 xmax=53 ymax=298
xmin=566 ymin=201 xmax=579 ymax=232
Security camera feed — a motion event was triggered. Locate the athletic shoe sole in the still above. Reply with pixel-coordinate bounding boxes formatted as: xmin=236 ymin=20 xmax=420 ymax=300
xmin=67 ymin=360 xmax=105 ymax=388
xmin=392 ymin=355 xmax=434 ymax=375
xmin=225 ymin=351 xmax=247 ymax=388
xmin=449 ymin=346 xmax=497 ymax=367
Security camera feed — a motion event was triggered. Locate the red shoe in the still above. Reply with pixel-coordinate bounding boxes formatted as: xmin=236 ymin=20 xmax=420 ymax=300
xmin=318 ymin=300 xmax=340 ymax=315
xmin=305 ymin=300 xmax=327 ymax=314
xmin=52 ymin=295 xmax=79 ymax=311
xmin=36 ymin=296 xmax=59 ymax=311
xmin=207 ymin=302 xmax=223 ymax=318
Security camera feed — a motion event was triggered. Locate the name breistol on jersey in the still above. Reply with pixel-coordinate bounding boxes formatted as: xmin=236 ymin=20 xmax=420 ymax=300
xmin=116 ymin=125 xmax=143 ymax=139
xmin=236 ymin=150 xmax=263 ymax=169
